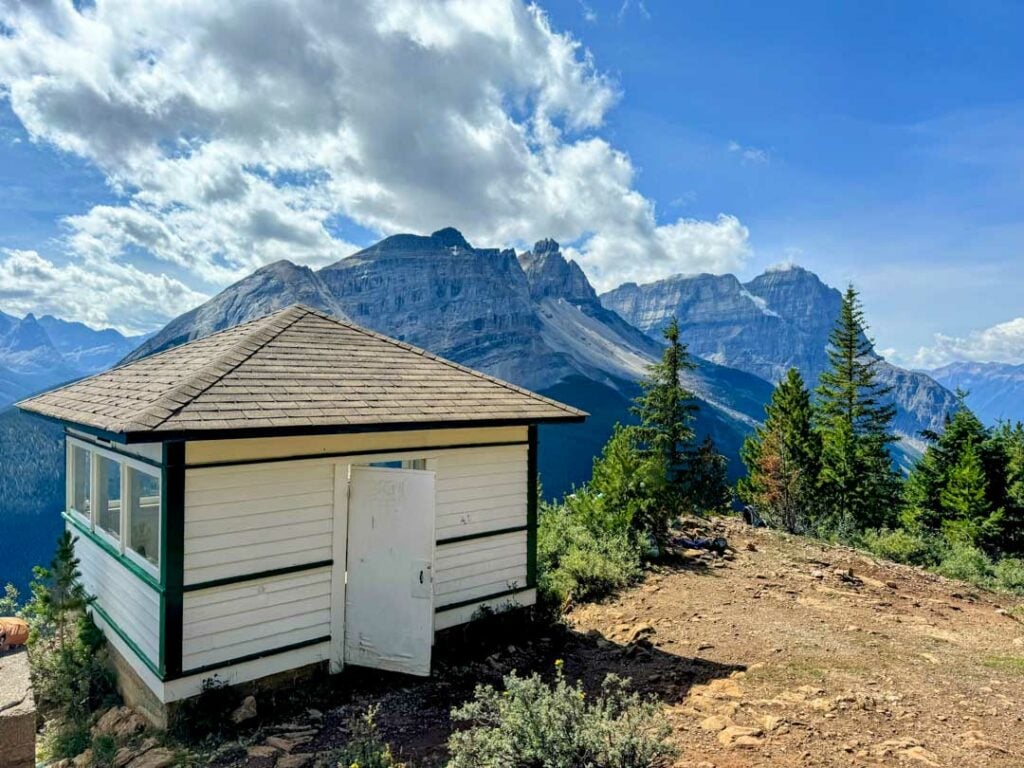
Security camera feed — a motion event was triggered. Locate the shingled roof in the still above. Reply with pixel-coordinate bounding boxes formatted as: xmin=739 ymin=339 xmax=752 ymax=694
xmin=17 ymin=305 xmax=586 ymax=441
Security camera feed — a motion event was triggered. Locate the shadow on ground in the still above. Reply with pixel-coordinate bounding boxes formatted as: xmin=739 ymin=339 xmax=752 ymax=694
xmin=284 ymin=608 xmax=744 ymax=766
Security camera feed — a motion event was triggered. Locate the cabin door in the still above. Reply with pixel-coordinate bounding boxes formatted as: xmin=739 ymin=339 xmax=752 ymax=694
xmin=343 ymin=466 xmax=435 ymax=676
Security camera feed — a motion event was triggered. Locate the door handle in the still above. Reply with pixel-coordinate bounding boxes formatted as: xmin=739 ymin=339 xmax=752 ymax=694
xmin=419 ymin=570 xmax=424 ymax=584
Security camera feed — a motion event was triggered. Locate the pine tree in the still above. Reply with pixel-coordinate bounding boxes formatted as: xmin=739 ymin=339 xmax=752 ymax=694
xmin=904 ymin=391 xmax=991 ymax=533
xmin=983 ymin=421 xmax=1024 ymax=555
xmin=939 ymin=438 xmax=1003 ymax=545
xmin=685 ymin=434 xmax=732 ymax=515
xmin=739 ymin=368 xmax=822 ymax=532
xmin=815 ymin=285 xmax=901 ymax=532
xmin=631 ymin=317 xmax=697 ymax=505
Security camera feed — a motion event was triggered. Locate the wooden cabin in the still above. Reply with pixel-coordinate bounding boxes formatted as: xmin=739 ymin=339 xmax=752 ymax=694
xmin=17 ymin=305 xmax=585 ymax=724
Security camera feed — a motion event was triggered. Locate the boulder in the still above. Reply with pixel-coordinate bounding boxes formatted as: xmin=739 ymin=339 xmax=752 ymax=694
xmin=230 ymin=694 xmax=258 ymax=724
xmin=126 ymin=748 xmax=177 ymax=768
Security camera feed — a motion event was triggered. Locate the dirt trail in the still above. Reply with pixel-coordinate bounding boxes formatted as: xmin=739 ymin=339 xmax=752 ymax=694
xmin=218 ymin=517 xmax=1024 ymax=768
xmin=564 ymin=518 xmax=1024 ymax=767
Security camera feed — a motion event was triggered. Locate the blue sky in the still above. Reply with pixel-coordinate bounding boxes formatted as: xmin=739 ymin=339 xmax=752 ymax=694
xmin=1 ymin=0 xmax=1023 ymax=366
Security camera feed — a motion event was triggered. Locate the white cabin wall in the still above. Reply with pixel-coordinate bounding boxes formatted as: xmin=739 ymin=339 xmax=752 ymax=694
xmin=74 ymin=528 xmax=161 ymax=671
xmin=183 ymin=461 xmax=334 ymax=585
xmin=177 ymin=426 xmax=533 ymax=685
xmin=181 ymin=567 xmax=332 ymax=672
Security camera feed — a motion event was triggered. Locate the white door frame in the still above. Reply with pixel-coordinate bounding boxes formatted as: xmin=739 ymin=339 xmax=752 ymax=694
xmin=329 ymin=461 xmax=350 ymax=674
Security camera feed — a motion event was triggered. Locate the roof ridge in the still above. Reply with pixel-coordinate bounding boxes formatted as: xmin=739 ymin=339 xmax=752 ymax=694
xmin=295 ymin=304 xmax=585 ymax=418
xmin=127 ymin=305 xmax=311 ymax=431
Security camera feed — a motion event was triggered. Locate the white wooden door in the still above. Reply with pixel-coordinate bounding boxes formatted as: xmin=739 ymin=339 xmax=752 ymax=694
xmin=344 ymin=466 xmax=435 ymax=676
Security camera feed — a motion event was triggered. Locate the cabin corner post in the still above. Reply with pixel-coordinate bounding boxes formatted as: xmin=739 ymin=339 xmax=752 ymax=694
xmin=526 ymin=425 xmax=538 ymax=589
xmin=161 ymin=441 xmax=186 ymax=680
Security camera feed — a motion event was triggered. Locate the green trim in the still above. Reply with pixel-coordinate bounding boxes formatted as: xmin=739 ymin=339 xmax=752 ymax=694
xmin=436 ymin=525 xmax=528 ymax=546
xmin=176 ymin=635 xmax=331 ymax=679
xmin=64 ymin=428 xmax=164 ymax=468
xmin=124 ymin=415 xmax=584 ymax=444
xmin=185 ymin=439 xmax=530 ymax=469
xmin=90 ymin=602 xmax=162 ymax=679
xmin=183 ymin=560 xmax=334 ymax=592
xmin=63 ymin=512 xmax=163 ymax=593
xmin=526 ymin=425 xmax=538 ymax=589
xmin=436 ymin=586 xmax=535 ymax=613
xmin=161 ymin=442 xmax=185 ymax=680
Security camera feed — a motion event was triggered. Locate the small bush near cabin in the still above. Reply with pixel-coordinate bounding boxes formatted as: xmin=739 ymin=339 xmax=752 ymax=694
xmin=26 ymin=533 xmax=118 ymax=760
xmin=538 ymin=504 xmax=643 ymax=606
xmin=332 ymin=706 xmax=405 ymax=768
xmin=446 ymin=662 xmax=676 ymax=768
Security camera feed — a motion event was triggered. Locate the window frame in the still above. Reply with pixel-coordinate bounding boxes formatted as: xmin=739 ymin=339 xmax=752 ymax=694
xmin=65 ymin=436 xmax=163 ymax=578
xmin=124 ymin=465 xmax=162 ymax=576
xmin=67 ymin=442 xmax=93 ymax=529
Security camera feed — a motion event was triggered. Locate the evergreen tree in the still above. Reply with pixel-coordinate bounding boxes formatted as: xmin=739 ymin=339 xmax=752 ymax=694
xmin=814 ymin=285 xmax=901 ymax=532
xmin=904 ymin=391 xmax=992 ymax=532
xmin=938 ymin=438 xmax=1002 ymax=545
xmin=631 ymin=316 xmax=697 ymax=508
xmin=685 ymin=434 xmax=732 ymax=515
xmin=739 ymin=368 xmax=822 ymax=532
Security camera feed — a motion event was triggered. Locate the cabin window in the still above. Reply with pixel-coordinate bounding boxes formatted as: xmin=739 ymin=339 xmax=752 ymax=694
xmin=368 ymin=458 xmax=428 ymax=470
xmin=70 ymin=444 xmax=92 ymax=519
xmin=127 ymin=468 xmax=161 ymax=569
xmin=96 ymin=455 xmax=122 ymax=541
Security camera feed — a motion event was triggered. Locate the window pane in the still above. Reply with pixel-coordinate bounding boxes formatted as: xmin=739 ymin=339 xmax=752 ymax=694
xmin=128 ymin=468 xmax=161 ymax=568
xmin=96 ymin=456 xmax=121 ymax=540
xmin=71 ymin=446 xmax=91 ymax=516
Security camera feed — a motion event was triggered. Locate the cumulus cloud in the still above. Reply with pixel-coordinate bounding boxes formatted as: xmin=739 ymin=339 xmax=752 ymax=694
xmin=902 ymin=317 xmax=1024 ymax=369
xmin=0 ymin=249 xmax=207 ymax=334
xmin=0 ymin=0 xmax=750 ymax=326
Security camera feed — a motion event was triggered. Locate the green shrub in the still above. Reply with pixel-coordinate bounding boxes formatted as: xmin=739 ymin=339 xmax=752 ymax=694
xmin=935 ymin=542 xmax=995 ymax=586
xmin=538 ymin=505 xmax=642 ymax=606
xmin=994 ymin=558 xmax=1024 ymax=594
xmin=447 ymin=662 xmax=676 ymax=768
xmin=0 ymin=583 xmax=19 ymax=615
xmin=26 ymin=534 xmax=118 ymax=760
xmin=333 ymin=706 xmax=404 ymax=768
xmin=859 ymin=528 xmax=940 ymax=566
xmin=90 ymin=733 xmax=119 ymax=767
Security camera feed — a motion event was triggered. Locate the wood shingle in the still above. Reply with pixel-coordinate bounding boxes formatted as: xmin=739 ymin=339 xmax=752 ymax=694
xmin=18 ymin=305 xmax=585 ymax=440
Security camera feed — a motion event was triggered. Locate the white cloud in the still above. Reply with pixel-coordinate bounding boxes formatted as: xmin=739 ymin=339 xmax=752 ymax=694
xmin=900 ymin=317 xmax=1024 ymax=369
xmin=0 ymin=0 xmax=750 ymax=326
xmin=728 ymin=140 xmax=770 ymax=165
xmin=0 ymin=249 xmax=207 ymax=334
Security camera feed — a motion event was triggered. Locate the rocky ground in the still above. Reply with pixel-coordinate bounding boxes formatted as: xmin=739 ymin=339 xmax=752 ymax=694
xmin=68 ymin=517 xmax=1024 ymax=767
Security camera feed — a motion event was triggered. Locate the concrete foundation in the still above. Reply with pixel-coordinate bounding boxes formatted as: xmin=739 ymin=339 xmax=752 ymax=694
xmin=0 ymin=648 xmax=36 ymax=768
xmin=108 ymin=642 xmax=328 ymax=730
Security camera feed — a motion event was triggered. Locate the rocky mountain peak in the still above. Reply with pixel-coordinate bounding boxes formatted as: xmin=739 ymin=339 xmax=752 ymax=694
xmin=430 ymin=227 xmax=472 ymax=250
xmin=518 ymin=239 xmax=597 ymax=304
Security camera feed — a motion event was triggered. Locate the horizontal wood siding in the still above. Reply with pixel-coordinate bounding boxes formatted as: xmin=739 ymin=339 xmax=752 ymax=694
xmin=73 ymin=528 xmax=161 ymax=669
xmin=434 ymin=531 xmax=528 ymax=607
xmin=181 ymin=568 xmax=332 ymax=672
xmin=184 ymin=462 xmax=334 ymax=585
xmin=434 ymin=444 xmax=528 ymax=541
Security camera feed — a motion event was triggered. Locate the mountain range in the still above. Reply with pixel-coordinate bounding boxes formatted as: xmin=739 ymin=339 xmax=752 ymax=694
xmin=601 ymin=267 xmax=957 ymax=452
xmin=928 ymin=361 xmax=1024 ymax=426
xmin=0 ymin=227 xmax=968 ymax=592
xmin=0 ymin=310 xmax=147 ymax=407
